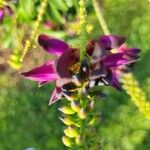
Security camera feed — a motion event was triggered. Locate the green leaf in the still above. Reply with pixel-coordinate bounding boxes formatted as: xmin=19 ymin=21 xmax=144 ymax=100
xmin=48 ymin=4 xmax=65 ymax=24
xmin=17 ymin=0 xmax=35 ymax=22
xmin=49 ymin=0 xmax=68 ymax=12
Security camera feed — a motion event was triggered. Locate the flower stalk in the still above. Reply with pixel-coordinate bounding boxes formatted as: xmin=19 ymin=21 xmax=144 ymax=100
xmin=78 ymin=0 xmax=88 ymax=61
xmin=20 ymin=0 xmax=48 ymax=64
xmin=121 ymin=73 xmax=150 ymax=119
xmin=60 ymin=96 xmax=101 ymax=149
xmin=92 ymin=0 xmax=110 ymax=35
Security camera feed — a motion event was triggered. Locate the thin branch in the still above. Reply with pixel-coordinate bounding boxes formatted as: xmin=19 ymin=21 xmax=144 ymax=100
xmin=92 ymin=0 xmax=110 ymax=35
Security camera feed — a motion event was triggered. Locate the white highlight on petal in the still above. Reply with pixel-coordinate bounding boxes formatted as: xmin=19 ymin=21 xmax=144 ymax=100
xmin=109 ymin=36 xmax=118 ymax=48
xmin=89 ymin=80 xmax=95 ymax=88
xmin=91 ymin=42 xmax=103 ymax=63
xmin=72 ymin=75 xmax=81 ymax=86
xmin=83 ymin=67 xmax=87 ymax=72
xmin=102 ymin=78 xmax=109 ymax=85
xmin=98 ymin=81 xmax=104 ymax=86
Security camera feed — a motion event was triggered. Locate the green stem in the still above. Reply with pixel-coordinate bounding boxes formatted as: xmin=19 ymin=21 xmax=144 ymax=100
xmin=79 ymin=0 xmax=88 ymax=61
xmin=92 ymin=0 xmax=110 ymax=35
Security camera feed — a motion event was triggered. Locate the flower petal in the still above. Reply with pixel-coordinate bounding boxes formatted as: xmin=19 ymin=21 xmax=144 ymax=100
xmin=87 ymin=41 xmax=106 ymax=63
xmin=38 ymin=34 xmax=69 ymax=56
xmin=103 ymin=71 xmax=121 ymax=90
xmin=49 ymin=87 xmax=63 ymax=105
xmin=56 ymin=48 xmax=79 ymax=78
xmin=110 ymin=72 xmax=121 ymax=90
xmin=125 ymin=48 xmax=140 ymax=58
xmin=38 ymin=81 xmax=50 ymax=87
xmin=98 ymin=35 xmax=126 ymax=50
xmin=56 ymin=78 xmax=73 ymax=87
xmin=90 ymin=64 xmax=107 ymax=80
xmin=118 ymin=44 xmax=140 ymax=55
xmin=103 ymin=53 xmax=128 ymax=67
xmin=21 ymin=61 xmax=57 ymax=82
xmin=116 ymin=45 xmax=140 ymax=61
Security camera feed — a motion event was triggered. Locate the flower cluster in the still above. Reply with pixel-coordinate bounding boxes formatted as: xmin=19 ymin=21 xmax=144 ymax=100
xmin=22 ymin=34 xmax=140 ymax=105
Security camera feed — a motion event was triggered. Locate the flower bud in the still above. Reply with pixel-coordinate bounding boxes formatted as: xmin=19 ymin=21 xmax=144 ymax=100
xmin=75 ymin=135 xmax=83 ymax=146
xmin=78 ymin=108 xmax=87 ymax=119
xmin=71 ymin=101 xmax=81 ymax=112
xmin=58 ymin=106 xmax=75 ymax=115
xmin=62 ymin=135 xmax=72 ymax=147
xmin=59 ymin=116 xmax=75 ymax=126
xmin=68 ymin=125 xmax=79 ymax=137
xmin=89 ymin=100 xmax=95 ymax=110
xmin=89 ymin=116 xmax=101 ymax=126
xmin=64 ymin=128 xmax=74 ymax=138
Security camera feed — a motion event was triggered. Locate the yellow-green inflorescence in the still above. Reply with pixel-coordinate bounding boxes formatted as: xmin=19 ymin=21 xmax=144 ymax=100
xmin=121 ymin=73 xmax=150 ymax=119
xmin=20 ymin=0 xmax=48 ymax=63
xmin=9 ymin=0 xmax=48 ymax=70
xmin=59 ymin=96 xmax=101 ymax=149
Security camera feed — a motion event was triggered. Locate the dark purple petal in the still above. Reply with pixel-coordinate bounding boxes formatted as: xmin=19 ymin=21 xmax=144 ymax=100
xmin=38 ymin=34 xmax=69 ymax=56
xmin=49 ymin=87 xmax=63 ymax=105
xmin=127 ymin=48 xmax=140 ymax=54
xmin=111 ymin=72 xmax=121 ymax=90
xmin=86 ymin=40 xmax=95 ymax=56
xmin=98 ymin=35 xmax=126 ymax=50
xmin=90 ymin=64 xmax=107 ymax=80
xmin=21 ymin=61 xmax=57 ymax=82
xmin=103 ymin=71 xmax=121 ymax=90
xmin=102 ymin=53 xmax=128 ymax=67
xmin=125 ymin=48 xmax=140 ymax=58
xmin=87 ymin=41 xmax=106 ymax=63
xmin=56 ymin=48 xmax=79 ymax=78
xmin=79 ymin=59 xmax=89 ymax=80
xmin=0 ymin=9 xmax=4 ymax=22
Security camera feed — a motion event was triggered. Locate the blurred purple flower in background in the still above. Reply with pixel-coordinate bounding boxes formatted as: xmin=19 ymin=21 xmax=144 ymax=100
xmin=0 ymin=5 xmax=13 ymax=22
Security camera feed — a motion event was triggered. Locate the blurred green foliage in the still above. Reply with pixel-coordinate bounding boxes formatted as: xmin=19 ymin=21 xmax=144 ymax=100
xmin=0 ymin=0 xmax=150 ymax=150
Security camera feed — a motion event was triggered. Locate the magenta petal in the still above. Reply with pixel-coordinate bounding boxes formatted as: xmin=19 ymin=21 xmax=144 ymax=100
xmin=103 ymin=53 xmax=128 ymax=67
xmin=49 ymin=87 xmax=63 ymax=105
xmin=21 ymin=61 xmax=57 ymax=82
xmin=38 ymin=34 xmax=69 ymax=56
xmin=99 ymin=35 xmax=126 ymax=50
xmin=126 ymin=48 xmax=140 ymax=57
xmin=56 ymin=48 xmax=79 ymax=78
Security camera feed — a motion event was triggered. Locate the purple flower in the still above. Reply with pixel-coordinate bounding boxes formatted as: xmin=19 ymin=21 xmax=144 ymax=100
xmin=22 ymin=34 xmax=79 ymax=105
xmin=22 ymin=34 xmax=140 ymax=104
xmin=87 ymin=35 xmax=140 ymax=90
xmin=0 ymin=6 xmax=13 ymax=22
